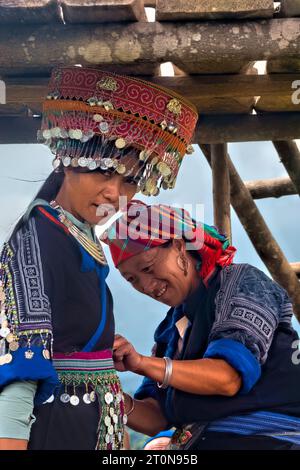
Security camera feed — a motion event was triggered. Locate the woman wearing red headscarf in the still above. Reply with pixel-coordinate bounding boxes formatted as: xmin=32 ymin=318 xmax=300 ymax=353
xmin=105 ymin=201 xmax=300 ymax=450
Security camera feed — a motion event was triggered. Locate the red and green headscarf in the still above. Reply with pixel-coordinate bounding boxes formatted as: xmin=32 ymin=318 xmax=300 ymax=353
xmin=102 ymin=200 xmax=236 ymax=285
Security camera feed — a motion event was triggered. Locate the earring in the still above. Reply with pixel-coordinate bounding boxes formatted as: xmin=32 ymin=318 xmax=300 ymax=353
xmin=177 ymin=254 xmax=189 ymax=276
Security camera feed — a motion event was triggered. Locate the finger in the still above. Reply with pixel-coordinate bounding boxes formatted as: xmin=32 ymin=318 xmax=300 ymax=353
xmin=113 ymin=344 xmax=132 ymax=362
xmin=113 ymin=336 xmax=129 ymax=350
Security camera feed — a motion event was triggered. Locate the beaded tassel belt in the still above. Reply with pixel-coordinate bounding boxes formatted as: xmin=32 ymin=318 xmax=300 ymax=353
xmin=51 ymin=350 xmax=126 ymax=451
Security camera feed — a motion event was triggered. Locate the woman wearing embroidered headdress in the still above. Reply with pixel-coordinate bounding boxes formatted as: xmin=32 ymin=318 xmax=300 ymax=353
xmin=105 ymin=201 xmax=300 ymax=450
xmin=0 ymin=66 xmax=198 ymax=450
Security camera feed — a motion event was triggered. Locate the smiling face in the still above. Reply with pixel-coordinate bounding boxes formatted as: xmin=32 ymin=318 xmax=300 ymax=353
xmin=56 ymin=165 xmax=138 ymax=226
xmin=118 ymin=239 xmax=201 ymax=307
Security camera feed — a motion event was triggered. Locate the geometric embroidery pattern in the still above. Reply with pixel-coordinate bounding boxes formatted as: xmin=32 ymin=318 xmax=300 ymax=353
xmin=10 ymin=217 xmax=52 ymax=330
xmin=210 ymin=264 xmax=286 ymax=364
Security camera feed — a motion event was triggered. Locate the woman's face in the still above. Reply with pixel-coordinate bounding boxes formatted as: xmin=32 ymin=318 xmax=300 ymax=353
xmin=58 ymin=167 xmax=138 ymax=225
xmin=119 ymin=240 xmax=199 ymax=307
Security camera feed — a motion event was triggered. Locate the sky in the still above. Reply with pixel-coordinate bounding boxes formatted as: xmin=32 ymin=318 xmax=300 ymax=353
xmin=0 ymin=141 xmax=299 ymax=390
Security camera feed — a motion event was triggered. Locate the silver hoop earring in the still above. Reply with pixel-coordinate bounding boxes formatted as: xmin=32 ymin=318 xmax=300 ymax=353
xmin=177 ymin=254 xmax=189 ymax=276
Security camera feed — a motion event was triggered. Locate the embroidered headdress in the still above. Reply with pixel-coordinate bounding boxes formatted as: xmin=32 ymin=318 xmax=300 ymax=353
xmin=38 ymin=66 xmax=198 ymax=196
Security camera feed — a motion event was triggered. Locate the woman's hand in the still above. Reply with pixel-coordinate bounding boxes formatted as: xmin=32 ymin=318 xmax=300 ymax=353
xmin=113 ymin=335 xmax=143 ymax=373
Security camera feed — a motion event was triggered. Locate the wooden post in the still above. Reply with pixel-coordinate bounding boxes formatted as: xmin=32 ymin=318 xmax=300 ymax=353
xmin=200 ymin=144 xmax=300 ymax=321
xmin=211 ymin=143 xmax=232 ymax=241
xmin=273 ymin=141 xmax=300 ymax=196
xmin=244 ymin=176 xmax=297 ymax=199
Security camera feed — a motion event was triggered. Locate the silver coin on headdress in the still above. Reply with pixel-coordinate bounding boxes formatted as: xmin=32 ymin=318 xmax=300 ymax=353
xmin=78 ymin=157 xmax=88 ymax=167
xmin=104 ymin=158 xmax=114 ymax=168
xmin=63 ymin=157 xmax=71 ymax=167
xmin=51 ymin=127 xmax=61 ymax=138
xmin=88 ymin=160 xmax=97 ymax=171
xmin=52 ymin=158 xmax=61 ymax=170
xmin=71 ymin=157 xmax=79 ymax=168
xmin=99 ymin=122 xmax=109 ymax=134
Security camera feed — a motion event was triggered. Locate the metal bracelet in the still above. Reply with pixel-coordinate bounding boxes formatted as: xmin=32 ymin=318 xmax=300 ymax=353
xmin=157 ymin=356 xmax=173 ymax=389
xmin=125 ymin=394 xmax=135 ymax=416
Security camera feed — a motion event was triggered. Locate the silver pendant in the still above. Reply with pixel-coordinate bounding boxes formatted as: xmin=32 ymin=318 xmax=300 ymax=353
xmin=70 ymin=395 xmax=80 ymax=406
xmin=9 ymin=341 xmax=19 ymax=352
xmin=25 ymin=349 xmax=34 ymax=359
xmin=123 ymin=414 xmax=128 ymax=425
xmin=60 ymin=393 xmax=70 ymax=404
xmin=88 ymin=161 xmax=97 ymax=171
xmin=83 ymin=393 xmax=91 ymax=404
xmin=113 ymin=414 xmax=118 ymax=424
xmin=0 ymin=327 xmax=10 ymax=338
xmin=63 ymin=157 xmax=71 ymax=167
xmin=105 ymin=433 xmax=110 ymax=444
xmin=116 ymin=392 xmax=122 ymax=404
xmin=45 ymin=394 xmax=55 ymax=404
xmin=89 ymin=391 xmax=96 ymax=402
xmin=99 ymin=122 xmax=109 ymax=134
xmin=105 ymin=392 xmax=113 ymax=405
xmin=42 ymin=349 xmax=50 ymax=360
xmin=78 ymin=157 xmax=87 ymax=167
xmin=104 ymin=416 xmax=111 ymax=427
xmin=109 ymin=407 xmax=115 ymax=417
xmin=108 ymin=424 xmax=114 ymax=436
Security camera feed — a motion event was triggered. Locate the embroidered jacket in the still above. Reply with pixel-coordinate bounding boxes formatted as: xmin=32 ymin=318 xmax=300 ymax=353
xmin=135 ymin=264 xmax=300 ymax=426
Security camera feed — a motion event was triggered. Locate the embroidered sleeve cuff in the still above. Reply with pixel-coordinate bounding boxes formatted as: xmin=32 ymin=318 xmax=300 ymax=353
xmin=203 ymin=338 xmax=261 ymax=394
xmin=134 ymin=377 xmax=158 ymax=401
xmin=0 ymin=346 xmax=60 ymax=405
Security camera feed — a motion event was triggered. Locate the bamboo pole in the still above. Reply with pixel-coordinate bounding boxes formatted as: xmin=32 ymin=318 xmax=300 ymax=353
xmin=211 ymin=143 xmax=232 ymax=241
xmin=273 ymin=141 xmax=300 ymax=196
xmin=244 ymin=176 xmax=297 ymax=199
xmin=200 ymin=143 xmax=300 ymax=321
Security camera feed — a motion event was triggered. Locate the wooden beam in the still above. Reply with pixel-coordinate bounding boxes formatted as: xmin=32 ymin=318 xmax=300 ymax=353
xmin=60 ymin=0 xmax=147 ymax=23
xmin=200 ymin=143 xmax=300 ymax=321
xmin=0 ymin=0 xmax=62 ymax=24
xmin=195 ymin=113 xmax=300 ymax=143
xmin=273 ymin=141 xmax=300 ymax=196
xmin=0 ymin=19 xmax=299 ymax=75
xmin=3 ymin=74 xmax=300 ymax=116
xmin=280 ymin=0 xmax=300 ymax=17
xmin=156 ymin=0 xmax=274 ymax=21
xmin=244 ymin=176 xmax=297 ymax=199
xmin=211 ymin=143 xmax=232 ymax=241
xmin=1 ymin=113 xmax=300 ymax=144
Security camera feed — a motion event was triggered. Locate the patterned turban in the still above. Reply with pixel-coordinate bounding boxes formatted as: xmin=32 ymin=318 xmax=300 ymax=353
xmin=102 ymin=200 xmax=236 ymax=284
